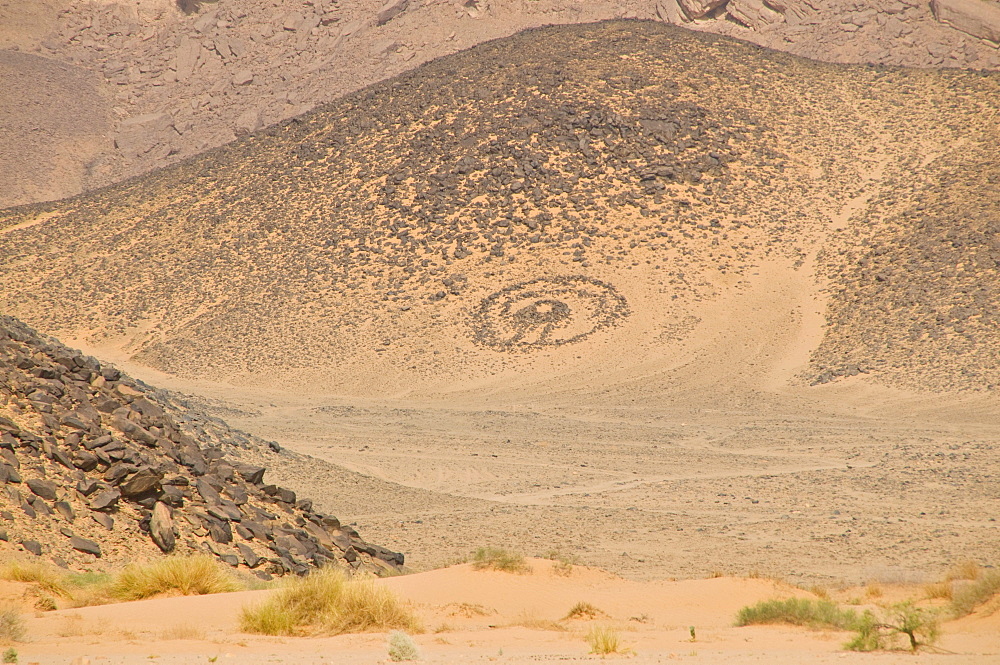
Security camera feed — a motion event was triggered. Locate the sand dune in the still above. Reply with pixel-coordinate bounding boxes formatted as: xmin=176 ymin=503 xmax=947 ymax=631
xmin=11 ymin=560 xmax=1000 ymax=663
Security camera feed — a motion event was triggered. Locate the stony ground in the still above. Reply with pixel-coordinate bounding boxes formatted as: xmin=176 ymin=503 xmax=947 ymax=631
xmin=0 ymin=315 xmax=403 ymax=577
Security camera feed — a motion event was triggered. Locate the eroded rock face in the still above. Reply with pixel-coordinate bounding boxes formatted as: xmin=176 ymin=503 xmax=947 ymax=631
xmin=931 ymin=0 xmax=1000 ymax=43
xmin=0 ymin=315 xmax=402 ymax=577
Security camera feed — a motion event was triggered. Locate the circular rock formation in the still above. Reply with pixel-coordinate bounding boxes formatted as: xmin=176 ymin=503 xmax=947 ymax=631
xmin=471 ymin=276 xmax=629 ymax=352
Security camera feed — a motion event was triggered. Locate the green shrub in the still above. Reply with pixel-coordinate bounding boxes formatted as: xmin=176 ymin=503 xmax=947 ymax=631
xmin=845 ymin=602 xmax=940 ymax=652
xmin=471 ymin=547 xmax=530 ymax=574
xmin=735 ymin=597 xmax=859 ymax=630
xmin=1 ymin=647 xmax=15 ymax=663
xmin=240 ymin=568 xmax=419 ymax=636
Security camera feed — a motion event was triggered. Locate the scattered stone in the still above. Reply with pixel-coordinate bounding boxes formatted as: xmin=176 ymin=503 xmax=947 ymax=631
xmin=931 ymin=0 xmax=1000 ymax=43
xmin=149 ymin=501 xmax=175 ymax=553
xmin=376 ymin=0 xmax=409 ymax=26
xmin=26 ymin=478 xmax=58 ymax=501
xmin=70 ymin=536 xmax=102 ymax=557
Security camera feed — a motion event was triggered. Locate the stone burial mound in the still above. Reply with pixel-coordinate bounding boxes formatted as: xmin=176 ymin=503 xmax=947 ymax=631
xmin=0 ymin=20 xmax=997 ymax=397
xmin=0 ymin=315 xmax=403 ymax=577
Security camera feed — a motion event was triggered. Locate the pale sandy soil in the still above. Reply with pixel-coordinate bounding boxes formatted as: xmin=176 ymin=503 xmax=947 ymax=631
xmin=10 ymin=559 xmax=1000 ymax=663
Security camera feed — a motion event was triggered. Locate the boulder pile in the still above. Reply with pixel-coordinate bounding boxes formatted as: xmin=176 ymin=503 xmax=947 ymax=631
xmin=0 ymin=315 xmax=403 ymax=577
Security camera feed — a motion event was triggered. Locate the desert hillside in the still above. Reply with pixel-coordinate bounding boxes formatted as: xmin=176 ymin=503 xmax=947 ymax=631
xmin=1 ymin=21 xmax=997 ymax=394
xmin=1 ymin=21 xmax=998 ymax=584
xmin=1 ymin=0 xmax=999 ymax=209
xmin=0 ymin=314 xmax=403 ymax=576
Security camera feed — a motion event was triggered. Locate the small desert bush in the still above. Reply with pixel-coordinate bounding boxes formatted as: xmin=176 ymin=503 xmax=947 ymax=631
xmin=735 ymin=598 xmax=859 ymax=630
xmin=239 ymin=567 xmax=419 ymax=636
xmin=0 ymin=606 xmax=24 ymax=643
xmin=111 ymin=555 xmax=241 ymax=600
xmin=586 ymin=625 xmax=625 ymax=655
xmin=387 ymin=630 xmax=420 ymax=661
xmin=0 ymin=561 xmax=68 ymax=597
xmin=845 ymin=602 xmax=940 ymax=652
xmin=945 ymin=560 xmax=981 ymax=582
xmin=545 ymin=550 xmax=580 ymax=576
xmin=564 ymin=601 xmax=605 ymax=620
xmin=471 ymin=547 xmax=530 ymax=574
xmin=950 ymin=569 xmax=1000 ymax=617
xmin=1 ymin=647 xmax=15 ymax=664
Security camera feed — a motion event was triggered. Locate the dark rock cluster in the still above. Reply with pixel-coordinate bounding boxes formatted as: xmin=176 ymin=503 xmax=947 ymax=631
xmin=0 ymin=315 xmax=403 ymax=576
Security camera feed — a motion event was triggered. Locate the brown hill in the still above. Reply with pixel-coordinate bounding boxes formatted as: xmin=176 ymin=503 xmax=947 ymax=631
xmin=1 ymin=20 xmax=997 ymax=395
xmin=1 ymin=0 xmax=998 ymax=209
xmin=0 ymin=314 xmax=403 ymax=575
xmin=2 ymin=21 xmax=999 ymax=582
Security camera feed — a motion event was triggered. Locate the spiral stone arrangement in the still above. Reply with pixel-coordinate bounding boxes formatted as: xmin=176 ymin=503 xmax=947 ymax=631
xmin=471 ymin=276 xmax=630 ymax=352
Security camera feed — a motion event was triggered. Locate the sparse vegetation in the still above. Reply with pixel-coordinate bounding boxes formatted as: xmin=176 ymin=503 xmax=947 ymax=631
xmin=239 ymin=568 xmax=419 ymax=636
xmin=845 ymin=602 xmax=940 ymax=652
xmin=387 ymin=630 xmax=420 ymax=661
xmin=564 ymin=602 xmax=605 ymax=620
xmin=1 ymin=647 xmax=15 ymax=664
xmin=471 ymin=547 xmax=530 ymax=574
xmin=111 ymin=555 xmax=242 ymax=601
xmin=0 ymin=561 xmax=68 ymax=597
xmin=735 ymin=597 xmax=859 ymax=630
xmin=0 ymin=606 xmax=24 ymax=643
xmin=950 ymin=569 xmax=1000 ymax=617
xmin=508 ymin=612 xmax=566 ymax=632
xmin=586 ymin=625 xmax=626 ymax=655
xmin=545 ymin=551 xmax=580 ymax=576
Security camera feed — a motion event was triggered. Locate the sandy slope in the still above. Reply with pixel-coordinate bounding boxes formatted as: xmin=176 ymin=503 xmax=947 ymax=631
xmin=11 ymin=560 xmax=1000 ymax=663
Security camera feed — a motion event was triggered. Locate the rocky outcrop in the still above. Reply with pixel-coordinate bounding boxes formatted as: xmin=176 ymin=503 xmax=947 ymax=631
xmin=0 ymin=315 xmax=402 ymax=577
xmin=931 ymin=0 xmax=1000 ymax=43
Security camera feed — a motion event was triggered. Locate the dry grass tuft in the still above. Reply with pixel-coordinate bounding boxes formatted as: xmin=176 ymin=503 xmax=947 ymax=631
xmin=586 ymin=625 xmax=625 ymax=655
xmin=239 ymin=568 xmax=419 ymax=636
xmin=111 ymin=555 xmax=242 ymax=601
xmin=950 ymin=569 xmax=1000 ymax=618
xmin=160 ymin=623 xmax=207 ymax=640
xmin=0 ymin=561 xmax=68 ymax=597
xmin=507 ymin=612 xmax=566 ymax=632
xmin=945 ymin=560 xmax=982 ymax=582
xmin=564 ymin=601 xmax=606 ymax=620
xmin=471 ymin=547 xmax=530 ymax=574
xmin=0 ymin=605 xmax=24 ymax=643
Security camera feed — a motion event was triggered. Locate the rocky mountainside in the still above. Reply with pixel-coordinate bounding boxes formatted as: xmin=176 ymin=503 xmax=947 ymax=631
xmin=1 ymin=21 xmax=997 ymax=396
xmin=1 ymin=0 xmax=998 ymax=208
xmin=0 ymin=315 xmax=403 ymax=576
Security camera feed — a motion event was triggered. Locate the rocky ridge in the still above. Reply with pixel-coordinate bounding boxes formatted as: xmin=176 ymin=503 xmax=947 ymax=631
xmin=2 ymin=0 xmax=999 ymax=209
xmin=0 ymin=314 xmax=403 ymax=576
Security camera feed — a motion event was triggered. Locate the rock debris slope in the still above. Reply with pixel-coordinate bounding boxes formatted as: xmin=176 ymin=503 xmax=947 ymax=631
xmin=0 ymin=315 xmax=403 ymax=575
xmin=1 ymin=21 xmax=997 ymax=397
